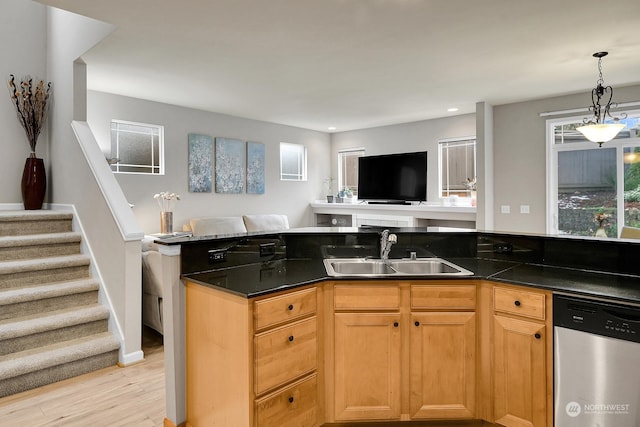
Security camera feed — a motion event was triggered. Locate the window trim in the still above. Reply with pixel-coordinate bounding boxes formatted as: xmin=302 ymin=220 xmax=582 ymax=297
xmin=279 ymin=142 xmax=307 ymax=181
xmin=438 ymin=135 xmax=476 ymax=198
xmin=110 ymin=119 xmax=165 ymax=175
xmin=546 ymin=110 xmax=640 ymax=236
xmin=338 ymin=148 xmax=365 ymax=195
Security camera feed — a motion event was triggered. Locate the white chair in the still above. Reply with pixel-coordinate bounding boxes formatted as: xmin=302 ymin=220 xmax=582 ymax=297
xmin=243 ymin=214 xmax=290 ymax=232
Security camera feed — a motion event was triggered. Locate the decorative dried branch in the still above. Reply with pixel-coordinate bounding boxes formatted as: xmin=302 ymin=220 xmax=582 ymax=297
xmin=7 ymin=74 xmax=52 ymax=153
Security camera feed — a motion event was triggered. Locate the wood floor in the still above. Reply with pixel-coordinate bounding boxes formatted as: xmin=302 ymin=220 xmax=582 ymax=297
xmin=0 ymin=328 xmax=166 ymax=426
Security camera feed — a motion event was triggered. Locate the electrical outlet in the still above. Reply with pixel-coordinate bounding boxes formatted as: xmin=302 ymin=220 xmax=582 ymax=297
xmin=501 ymin=205 xmax=511 ymax=214
xmin=520 ymin=205 xmax=530 ymax=214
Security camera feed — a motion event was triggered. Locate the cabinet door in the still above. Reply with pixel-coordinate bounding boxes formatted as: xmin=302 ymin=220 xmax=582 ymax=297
xmin=493 ymin=315 xmax=547 ymax=427
xmin=410 ymin=312 xmax=476 ymax=419
xmin=334 ymin=312 xmax=401 ymax=421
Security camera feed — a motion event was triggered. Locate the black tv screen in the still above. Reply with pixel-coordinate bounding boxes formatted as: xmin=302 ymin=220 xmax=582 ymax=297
xmin=357 ymin=151 xmax=427 ymax=203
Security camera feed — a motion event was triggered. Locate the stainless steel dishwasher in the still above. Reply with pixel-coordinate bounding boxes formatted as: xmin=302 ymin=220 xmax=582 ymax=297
xmin=554 ymin=294 xmax=640 ymax=427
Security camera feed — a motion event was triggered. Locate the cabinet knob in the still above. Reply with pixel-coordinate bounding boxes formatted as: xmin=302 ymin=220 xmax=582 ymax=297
xmin=393 ymin=321 xmax=399 ymax=327
xmin=415 ymin=321 xmax=420 ymax=327
xmin=288 ymin=335 xmax=294 ymax=342
xmin=288 ymin=304 xmax=294 ymax=311
xmin=288 ymin=396 xmax=294 ymax=403
xmin=535 ymin=333 xmax=541 ymax=339
xmin=514 ymin=300 xmax=521 ymax=307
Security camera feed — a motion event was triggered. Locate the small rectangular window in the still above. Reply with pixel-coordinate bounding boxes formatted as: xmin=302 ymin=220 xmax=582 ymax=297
xmin=110 ymin=120 xmax=164 ymax=174
xmin=338 ymin=148 xmax=364 ymax=196
xmin=280 ymin=142 xmax=307 ymax=181
xmin=439 ymin=137 xmax=476 ymax=198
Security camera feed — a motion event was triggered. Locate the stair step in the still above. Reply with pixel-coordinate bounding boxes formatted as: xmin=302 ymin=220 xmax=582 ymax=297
xmin=0 ymin=305 xmax=110 ymax=356
xmin=0 ymin=279 xmax=99 ymax=321
xmin=0 ymin=332 xmax=120 ymax=398
xmin=0 ymin=254 xmax=91 ymax=289
xmin=0 ymin=232 xmax=82 ymax=261
xmin=0 ymin=211 xmax=73 ymax=237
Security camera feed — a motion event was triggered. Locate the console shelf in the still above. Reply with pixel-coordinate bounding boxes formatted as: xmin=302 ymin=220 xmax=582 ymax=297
xmin=310 ymin=201 xmax=476 ymax=230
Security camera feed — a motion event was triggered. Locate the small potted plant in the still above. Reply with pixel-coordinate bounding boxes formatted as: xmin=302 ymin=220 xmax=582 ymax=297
xmin=324 ymin=177 xmax=336 ymax=203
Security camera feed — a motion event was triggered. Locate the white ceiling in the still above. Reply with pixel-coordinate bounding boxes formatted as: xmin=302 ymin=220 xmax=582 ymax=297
xmin=39 ymin=0 xmax=640 ymax=132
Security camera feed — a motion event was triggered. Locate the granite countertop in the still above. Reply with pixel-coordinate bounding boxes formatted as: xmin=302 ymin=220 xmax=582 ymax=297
xmin=183 ymin=256 xmax=640 ymax=303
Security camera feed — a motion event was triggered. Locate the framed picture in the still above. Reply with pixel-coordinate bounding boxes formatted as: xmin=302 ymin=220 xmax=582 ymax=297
xmin=246 ymin=141 xmax=265 ymax=194
xmin=215 ymin=137 xmax=245 ymax=193
xmin=188 ymin=133 xmax=213 ymax=192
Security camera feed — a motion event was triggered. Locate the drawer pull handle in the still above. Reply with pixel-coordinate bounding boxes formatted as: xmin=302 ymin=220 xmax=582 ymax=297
xmin=288 ymin=304 xmax=294 ymax=311
xmin=288 ymin=396 xmax=294 ymax=403
xmin=393 ymin=322 xmax=399 ymax=327
xmin=288 ymin=335 xmax=294 ymax=342
xmin=415 ymin=321 xmax=420 ymax=327
xmin=535 ymin=333 xmax=541 ymax=339
xmin=514 ymin=300 xmax=521 ymax=307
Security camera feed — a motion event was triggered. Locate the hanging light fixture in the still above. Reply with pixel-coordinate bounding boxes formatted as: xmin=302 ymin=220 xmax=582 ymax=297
xmin=576 ymin=51 xmax=627 ymax=147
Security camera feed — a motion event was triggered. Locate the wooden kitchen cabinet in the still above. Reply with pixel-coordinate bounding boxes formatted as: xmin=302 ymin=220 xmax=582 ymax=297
xmin=409 ymin=284 xmax=476 ymax=420
xmin=491 ymin=284 xmax=552 ymax=427
xmin=332 ymin=283 xmax=402 ymax=421
xmin=185 ymin=281 xmax=321 ymax=427
xmin=330 ymin=281 xmax=477 ymax=423
xmin=409 ymin=311 xmax=476 ymax=419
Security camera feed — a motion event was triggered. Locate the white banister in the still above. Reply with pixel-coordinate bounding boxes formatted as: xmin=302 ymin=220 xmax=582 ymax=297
xmin=71 ymin=120 xmax=143 ymax=241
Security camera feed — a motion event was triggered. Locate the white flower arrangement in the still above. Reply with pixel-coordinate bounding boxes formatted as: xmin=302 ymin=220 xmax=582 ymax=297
xmin=154 ymin=192 xmax=180 ymax=212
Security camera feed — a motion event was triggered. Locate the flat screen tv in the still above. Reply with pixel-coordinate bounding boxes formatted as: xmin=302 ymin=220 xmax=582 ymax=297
xmin=357 ymin=151 xmax=427 ymax=203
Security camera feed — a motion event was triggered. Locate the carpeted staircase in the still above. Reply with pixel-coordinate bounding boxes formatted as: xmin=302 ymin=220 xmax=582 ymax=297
xmin=0 ymin=211 xmax=120 ymax=398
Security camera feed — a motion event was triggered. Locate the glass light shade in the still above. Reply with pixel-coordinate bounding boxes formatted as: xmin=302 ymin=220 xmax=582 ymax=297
xmin=576 ymin=123 xmax=626 ymax=143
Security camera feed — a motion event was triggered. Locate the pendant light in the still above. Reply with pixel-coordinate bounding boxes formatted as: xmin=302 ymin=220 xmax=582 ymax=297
xmin=576 ymin=52 xmax=626 ymax=147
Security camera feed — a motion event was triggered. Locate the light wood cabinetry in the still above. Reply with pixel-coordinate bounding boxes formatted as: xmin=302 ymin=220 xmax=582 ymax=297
xmin=490 ymin=284 xmax=552 ymax=427
xmin=409 ymin=284 xmax=476 ymax=420
xmin=185 ymin=281 xmax=321 ymax=427
xmin=329 ymin=281 xmax=477 ymax=423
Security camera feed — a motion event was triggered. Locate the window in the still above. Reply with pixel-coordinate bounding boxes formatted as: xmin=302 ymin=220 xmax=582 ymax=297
xmin=280 ymin=142 xmax=307 ymax=181
xmin=439 ymin=137 xmax=476 ymax=198
xmin=110 ymin=120 xmax=164 ymax=174
xmin=547 ymin=113 xmax=640 ymax=238
xmin=338 ymin=148 xmax=364 ymax=196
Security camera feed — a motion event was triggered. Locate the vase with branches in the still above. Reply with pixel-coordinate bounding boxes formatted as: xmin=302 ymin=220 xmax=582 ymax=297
xmin=7 ymin=74 xmax=53 ymax=209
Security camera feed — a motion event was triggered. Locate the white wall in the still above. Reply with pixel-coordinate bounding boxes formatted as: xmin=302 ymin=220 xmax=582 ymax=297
xmin=0 ymin=0 xmax=47 ymax=205
xmin=46 ymin=7 xmax=144 ymax=363
xmin=330 ymin=114 xmax=476 ymax=203
xmin=87 ymin=91 xmax=331 ymax=234
xmin=493 ymin=83 xmax=640 ymax=234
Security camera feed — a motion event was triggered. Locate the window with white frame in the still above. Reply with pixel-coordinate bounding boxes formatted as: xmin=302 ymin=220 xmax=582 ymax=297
xmin=280 ymin=142 xmax=307 ymax=181
xmin=439 ymin=137 xmax=476 ymax=198
xmin=110 ymin=120 xmax=164 ymax=174
xmin=547 ymin=112 xmax=640 ymax=238
xmin=338 ymin=148 xmax=364 ymax=196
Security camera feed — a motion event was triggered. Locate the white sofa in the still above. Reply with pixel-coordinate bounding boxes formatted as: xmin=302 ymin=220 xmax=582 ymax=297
xmin=142 ymin=214 xmax=290 ymax=334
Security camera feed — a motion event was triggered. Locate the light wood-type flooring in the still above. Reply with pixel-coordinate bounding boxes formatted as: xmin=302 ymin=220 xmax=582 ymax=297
xmin=0 ymin=328 xmax=165 ymax=426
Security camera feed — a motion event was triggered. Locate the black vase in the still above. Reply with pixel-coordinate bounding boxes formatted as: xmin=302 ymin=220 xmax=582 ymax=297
xmin=21 ymin=155 xmax=46 ymax=210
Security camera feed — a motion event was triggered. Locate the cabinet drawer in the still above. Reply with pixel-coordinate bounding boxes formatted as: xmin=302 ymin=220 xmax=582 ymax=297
xmin=494 ymin=287 xmax=546 ymax=320
xmin=255 ymin=374 xmax=317 ymax=427
xmin=334 ymin=284 xmax=400 ymax=310
xmin=254 ymin=287 xmax=317 ymax=331
xmin=411 ymin=284 xmax=476 ymax=309
xmin=255 ymin=317 xmax=317 ymax=395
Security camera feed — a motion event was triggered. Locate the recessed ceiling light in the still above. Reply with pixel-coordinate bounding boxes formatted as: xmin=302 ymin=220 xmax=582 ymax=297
xmin=447 ymin=107 xmax=459 ymax=112
xmin=328 ymin=126 xmax=337 ymax=131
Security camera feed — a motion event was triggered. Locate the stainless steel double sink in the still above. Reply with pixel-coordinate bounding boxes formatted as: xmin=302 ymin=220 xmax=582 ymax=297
xmin=323 ymin=257 xmax=473 ymax=277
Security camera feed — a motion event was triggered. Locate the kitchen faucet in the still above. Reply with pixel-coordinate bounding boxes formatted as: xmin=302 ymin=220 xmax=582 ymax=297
xmin=380 ymin=229 xmax=397 ymax=261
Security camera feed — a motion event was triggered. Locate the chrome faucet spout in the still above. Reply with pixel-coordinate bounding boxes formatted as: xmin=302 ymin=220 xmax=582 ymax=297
xmin=380 ymin=229 xmax=397 ymax=261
